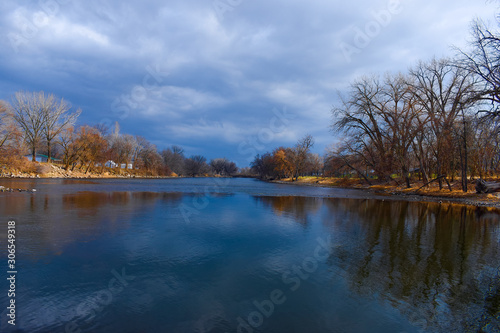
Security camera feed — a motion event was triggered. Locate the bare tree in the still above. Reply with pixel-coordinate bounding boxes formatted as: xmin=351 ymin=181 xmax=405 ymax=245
xmin=0 ymin=101 xmax=20 ymax=151
xmin=329 ymin=140 xmax=373 ymax=185
xmin=458 ymin=20 xmax=500 ymax=118
xmin=306 ymin=153 xmax=323 ymax=176
xmin=409 ymin=58 xmax=477 ymax=191
xmin=7 ymin=91 xmax=80 ymax=162
xmin=291 ymin=134 xmax=314 ymax=181
xmin=41 ymin=94 xmax=81 ymax=163
xmin=251 ymin=153 xmax=277 ymax=180
xmin=135 ymin=139 xmax=165 ymax=175
xmin=185 ymin=155 xmax=209 ymax=177
xmin=333 ymin=76 xmax=396 ymax=182
xmin=110 ymin=134 xmax=136 ymax=167
xmin=161 ymin=145 xmax=186 ymax=175
xmin=383 ymin=74 xmax=421 ymax=187
xmin=131 ymin=136 xmax=147 ymax=169
xmin=8 ymin=91 xmax=46 ymax=161
xmin=210 ymin=158 xmax=238 ymax=176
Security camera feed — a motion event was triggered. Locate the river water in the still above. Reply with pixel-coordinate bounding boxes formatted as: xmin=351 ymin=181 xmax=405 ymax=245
xmin=0 ymin=178 xmax=499 ymax=332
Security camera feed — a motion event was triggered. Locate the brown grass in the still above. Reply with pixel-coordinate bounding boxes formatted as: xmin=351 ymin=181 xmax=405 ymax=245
xmin=276 ymin=176 xmax=500 ymax=203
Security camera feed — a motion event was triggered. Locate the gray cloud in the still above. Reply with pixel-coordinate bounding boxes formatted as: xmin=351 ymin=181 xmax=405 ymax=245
xmin=0 ymin=0 xmax=497 ymax=165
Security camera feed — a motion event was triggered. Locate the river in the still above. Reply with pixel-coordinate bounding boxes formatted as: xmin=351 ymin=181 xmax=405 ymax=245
xmin=0 ymin=178 xmax=499 ymax=332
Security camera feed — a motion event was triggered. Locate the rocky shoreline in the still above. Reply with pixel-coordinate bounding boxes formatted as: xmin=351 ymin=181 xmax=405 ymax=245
xmin=0 ymin=185 xmax=37 ymax=193
xmin=0 ymin=163 xmax=170 ymax=179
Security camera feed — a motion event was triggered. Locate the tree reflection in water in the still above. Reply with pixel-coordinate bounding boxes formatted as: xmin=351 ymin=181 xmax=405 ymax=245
xmin=254 ymin=196 xmax=322 ymax=226
xmin=0 ymin=191 xmax=183 ymax=259
xmin=258 ymin=196 xmax=500 ymax=332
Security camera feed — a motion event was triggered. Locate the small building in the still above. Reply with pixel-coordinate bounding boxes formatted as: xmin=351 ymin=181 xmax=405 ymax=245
xmin=105 ymin=160 xmax=118 ymax=168
xmin=104 ymin=161 xmax=132 ymax=169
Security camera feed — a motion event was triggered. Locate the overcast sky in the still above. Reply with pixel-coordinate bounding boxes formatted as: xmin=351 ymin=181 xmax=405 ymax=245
xmin=0 ymin=0 xmax=497 ymax=166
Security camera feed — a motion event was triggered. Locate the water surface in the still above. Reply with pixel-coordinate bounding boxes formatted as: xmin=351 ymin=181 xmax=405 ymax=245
xmin=0 ymin=178 xmax=499 ymax=332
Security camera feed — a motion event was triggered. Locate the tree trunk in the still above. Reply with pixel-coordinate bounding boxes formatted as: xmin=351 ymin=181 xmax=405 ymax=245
xmin=47 ymin=141 xmax=52 ymax=163
xmin=475 ymin=179 xmax=500 ymax=193
xmin=415 ymin=175 xmax=446 ymax=193
xmin=402 ymin=167 xmax=411 ymax=188
xmin=438 ymin=171 xmax=443 ymax=190
xmin=461 ymin=110 xmax=468 ymax=193
xmin=444 ymin=177 xmax=452 ymax=192
xmin=32 ymin=147 xmax=36 ymax=162
xmin=422 ymin=169 xmax=430 ymax=185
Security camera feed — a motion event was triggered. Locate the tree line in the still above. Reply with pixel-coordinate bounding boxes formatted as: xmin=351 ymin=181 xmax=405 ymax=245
xmin=329 ymin=20 xmax=500 ymax=192
xmin=250 ymin=20 xmax=500 ymax=192
xmin=0 ymin=91 xmax=239 ymax=177
xmin=250 ymin=134 xmax=324 ymax=180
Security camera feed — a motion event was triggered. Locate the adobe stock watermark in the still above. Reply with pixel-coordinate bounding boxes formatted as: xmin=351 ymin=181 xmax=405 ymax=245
xmin=63 ymin=266 xmax=135 ymax=333
xmin=235 ymin=236 xmax=332 ymax=333
xmin=212 ymin=0 xmax=245 ymax=21
xmin=339 ymin=0 xmax=403 ymax=63
xmin=8 ymin=0 xmax=72 ymax=53
xmin=100 ymin=64 xmax=168 ymax=129
xmin=238 ymin=107 xmax=296 ymax=163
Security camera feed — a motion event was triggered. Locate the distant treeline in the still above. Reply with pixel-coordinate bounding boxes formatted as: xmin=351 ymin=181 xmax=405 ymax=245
xmin=0 ymin=92 xmax=241 ymax=177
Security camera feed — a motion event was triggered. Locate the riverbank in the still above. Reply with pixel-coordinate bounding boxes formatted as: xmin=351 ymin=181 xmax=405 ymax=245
xmin=0 ymin=163 xmax=252 ymax=180
xmin=0 ymin=163 xmax=173 ymax=179
xmin=273 ymin=176 xmax=500 ymax=208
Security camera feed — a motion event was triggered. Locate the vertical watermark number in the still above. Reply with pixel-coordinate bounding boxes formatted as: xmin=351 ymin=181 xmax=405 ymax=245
xmin=6 ymin=220 xmax=17 ymax=326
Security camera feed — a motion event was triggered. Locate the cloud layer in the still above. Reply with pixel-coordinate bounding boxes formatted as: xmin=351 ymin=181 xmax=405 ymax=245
xmin=0 ymin=0 xmax=497 ymax=166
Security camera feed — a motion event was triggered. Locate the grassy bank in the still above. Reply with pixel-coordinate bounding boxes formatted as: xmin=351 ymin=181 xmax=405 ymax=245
xmin=273 ymin=176 xmax=500 ymax=207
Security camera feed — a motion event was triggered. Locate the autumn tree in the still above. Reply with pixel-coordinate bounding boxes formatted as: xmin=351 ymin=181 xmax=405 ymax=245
xmin=0 ymin=101 xmax=20 ymax=152
xmin=272 ymin=147 xmax=293 ymax=179
xmin=76 ymin=126 xmax=108 ymax=173
xmin=58 ymin=127 xmax=82 ymax=170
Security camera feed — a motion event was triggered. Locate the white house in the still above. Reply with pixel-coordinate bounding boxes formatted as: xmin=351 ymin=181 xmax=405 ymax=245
xmin=105 ymin=160 xmax=132 ymax=169
xmin=105 ymin=160 xmax=118 ymax=168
